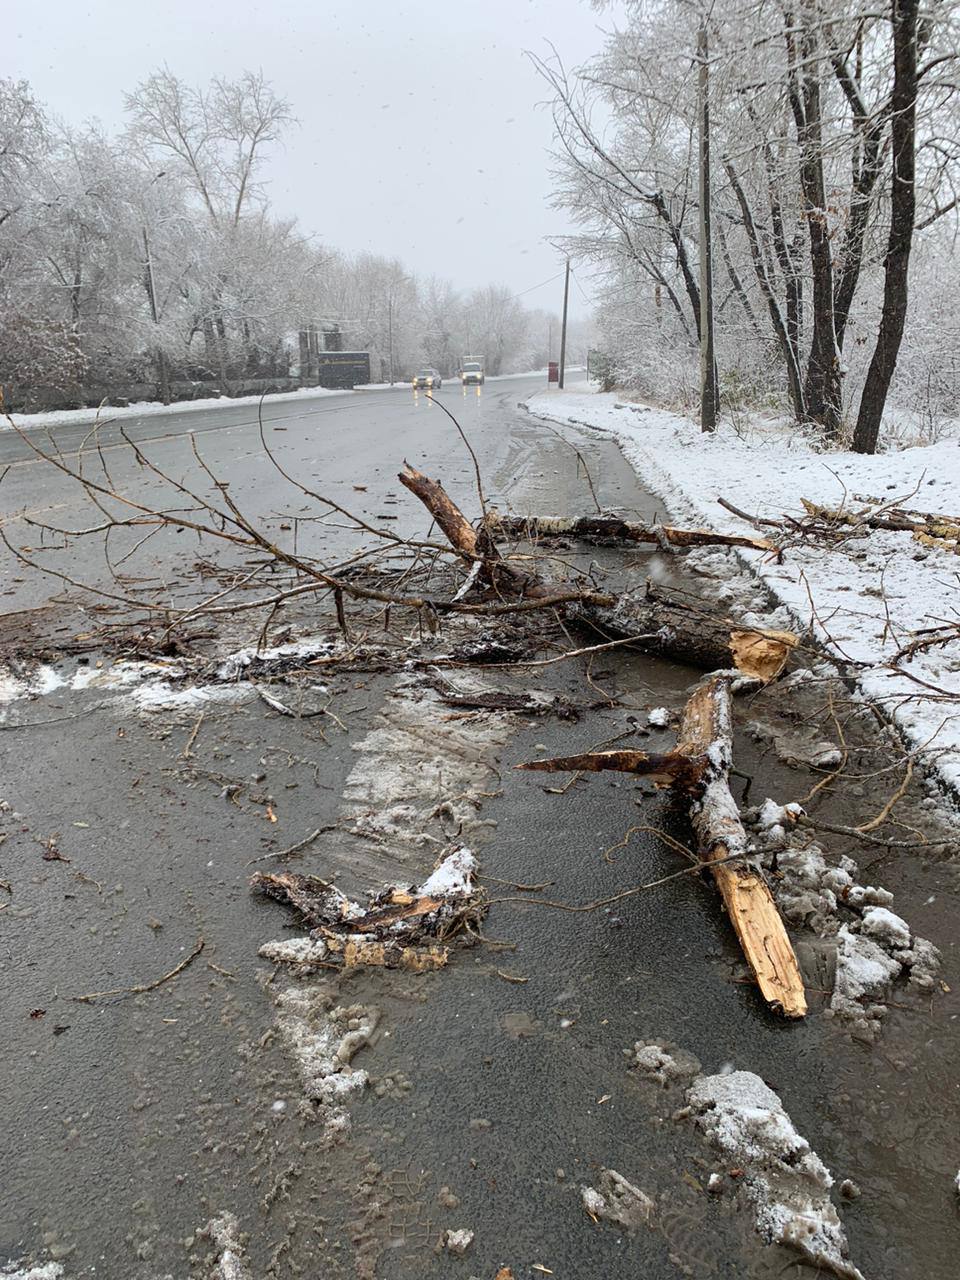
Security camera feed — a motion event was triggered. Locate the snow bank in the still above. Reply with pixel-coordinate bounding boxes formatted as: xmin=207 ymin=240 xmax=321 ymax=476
xmin=2 ymin=385 xmax=351 ymax=431
xmin=524 ymin=390 xmax=960 ymax=796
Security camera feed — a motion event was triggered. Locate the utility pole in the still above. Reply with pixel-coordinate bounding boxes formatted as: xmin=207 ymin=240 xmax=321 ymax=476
xmin=142 ymin=226 xmax=170 ymax=404
xmin=697 ymin=21 xmax=719 ymax=432
xmin=387 ymin=296 xmax=394 ymax=385
xmin=558 ymin=258 xmax=571 ymax=390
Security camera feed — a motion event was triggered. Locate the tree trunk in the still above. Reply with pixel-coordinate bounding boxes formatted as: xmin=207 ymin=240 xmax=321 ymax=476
xmin=787 ymin=8 xmax=843 ymax=437
xmin=725 ymin=160 xmax=806 ymax=420
xmin=853 ymin=0 xmax=919 ymax=454
xmin=485 ymin=513 xmax=775 ymax=554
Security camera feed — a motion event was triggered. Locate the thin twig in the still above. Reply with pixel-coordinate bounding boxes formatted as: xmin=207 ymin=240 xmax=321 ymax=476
xmin=74 ymin=937 xmax=205 ymax=1002
xmin=489 ymin=850 xmax=752 ymax=913
xmin=181 ymin=711 xmax=204 ymax=759
xmin=248 ymin=824 xmax=339 ymax=865
xmin=856 ymin=759 xmax=915 ymax=833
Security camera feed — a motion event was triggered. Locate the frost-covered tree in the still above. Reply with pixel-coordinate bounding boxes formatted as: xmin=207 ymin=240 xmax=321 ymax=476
xmin=545 ymin=0 xmax=960 ymax=449
xmin=0 ymin=70 xmax=554 ymax=404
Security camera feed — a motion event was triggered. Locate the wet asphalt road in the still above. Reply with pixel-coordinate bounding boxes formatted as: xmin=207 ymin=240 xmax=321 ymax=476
xmin=2 ymin=380 xmax=959 ymax=1279
xmin=1 ymin=375 xmax=662 ymax=617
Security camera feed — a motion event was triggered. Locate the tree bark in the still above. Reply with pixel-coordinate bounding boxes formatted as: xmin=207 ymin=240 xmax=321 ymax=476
xmin=576 ymin=586 xmax=797 ymax=683
xmin=829 ymin=50 xmax=889 ymax=351
xmin=853 ymin=0 xmax=919 ymax=454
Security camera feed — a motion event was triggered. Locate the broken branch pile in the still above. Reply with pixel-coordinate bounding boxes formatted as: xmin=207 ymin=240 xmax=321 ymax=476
xmin=719 ymin=491 xmax=960 ymax=553
xmin=397 ymin=467 xmax=807 ymax=1017
xmin=253 ymin=847 xmax=485 ymax=973
xmin=398 ymin=471 xmax=798 ymax=680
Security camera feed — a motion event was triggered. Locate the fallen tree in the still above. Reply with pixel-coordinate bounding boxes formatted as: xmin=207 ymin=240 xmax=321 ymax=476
xmin=576 ymin=585 xmax=798 ymax=682
xmin=519 ymin=673 xmax=807 ymax=1019
xmin=484 ymin=513 xmax=777 ymax=554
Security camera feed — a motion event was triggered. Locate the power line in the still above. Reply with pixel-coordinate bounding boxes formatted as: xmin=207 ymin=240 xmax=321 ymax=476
xmin=509 ymin=270 xmax=565 ymax=300
xmin=569 ymin=265 xmax=593 ymax=307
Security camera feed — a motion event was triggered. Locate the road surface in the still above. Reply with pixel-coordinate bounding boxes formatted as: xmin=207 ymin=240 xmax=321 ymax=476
xmin=1 ymin=377 xmax=957 ymax=1280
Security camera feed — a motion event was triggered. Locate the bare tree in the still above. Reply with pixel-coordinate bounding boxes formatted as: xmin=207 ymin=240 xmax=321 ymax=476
xmin=853 ymin=0 xmax=920 ymax=453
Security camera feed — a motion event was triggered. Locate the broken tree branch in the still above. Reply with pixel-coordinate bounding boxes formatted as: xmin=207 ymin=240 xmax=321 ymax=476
xmin=518 ymin=673 xmax=807 ymax=1019
xmin=398 ymin=463 xmax=549 ymax=597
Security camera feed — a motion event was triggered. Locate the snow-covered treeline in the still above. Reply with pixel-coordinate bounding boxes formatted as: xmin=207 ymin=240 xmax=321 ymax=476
xmin=540 ymin=0 xmax=960 ymax=452
xmin=0 ymin=71 xmax=571 ymax=409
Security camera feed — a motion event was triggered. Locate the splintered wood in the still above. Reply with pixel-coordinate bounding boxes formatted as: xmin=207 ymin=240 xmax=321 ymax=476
xmin=679 ymin=676 xmax=806 ymax=1018
xmin=728 ymin=628 xmax=799 ymax=683
xmin=520 ymin=675 xmax=807 ymax=1019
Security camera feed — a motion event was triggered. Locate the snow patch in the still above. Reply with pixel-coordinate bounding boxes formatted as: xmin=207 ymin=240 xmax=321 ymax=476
xmin=688 ymin=1070 xmax=864 ymax=1279
xmin=0 ymin=1265 xmax=64 ymax=1280
xmin=340 ymin=675 xmax=511 ymax=862
xmin=860 ymin=905 xmax=911 ymax=950
xmin=832 ymin=926 xmax=902 ymax=1024
xmin=647 ymin=706 xmax=671 ymax=727
xmin=748 ymin=801 xmax=940 ymax=1036
xmin=199 ymin=1210 xmax=253 ymax=1280
xmin=258 ymin=937 xmax=330 ymax=969
xmin=214 ymin=635 xmax=337 ymax=681
xmin=419 ymin=846 xmax=478 ymax=897
xmin=581 ymin=1169 xmax=655 ymax=1230
xmin=441 ymin=1228 xmax=474 ymax=1256
xmin=631 ymin=1040 xmax=702 ymax=1087
xmin=273 ymin=990 xmax=377 ymax=1134
xmin=128 ymin=680 xmax=242 ymax=712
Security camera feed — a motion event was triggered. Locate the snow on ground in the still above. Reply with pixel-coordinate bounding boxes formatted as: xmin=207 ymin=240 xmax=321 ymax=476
xmin=271 ymin=991 xmax=378 ymax=1135
xmin=631 ymin=1043 xmax=863 ymax=1277
xmin=0 ymin=1266 xmax=63 ymax=1280
xmin=199 ymin=1212 xmax=253 ymax=1280
xmin=1 ymin=384 xmax=352 ymax=430
xmin=525 ymin=388 xmax=960 ymax=797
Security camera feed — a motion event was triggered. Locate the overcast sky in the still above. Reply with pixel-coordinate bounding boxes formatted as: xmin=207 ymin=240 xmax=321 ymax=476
xmin=11 ymin=0 xmax=623 ymax=322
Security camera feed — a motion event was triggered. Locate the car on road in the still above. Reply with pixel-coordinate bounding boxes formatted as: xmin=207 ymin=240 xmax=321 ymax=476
xmin=460 ymin=361 xmax=485 ymax=386
xmin=412 ymin=368 xmax=442 ymax=389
